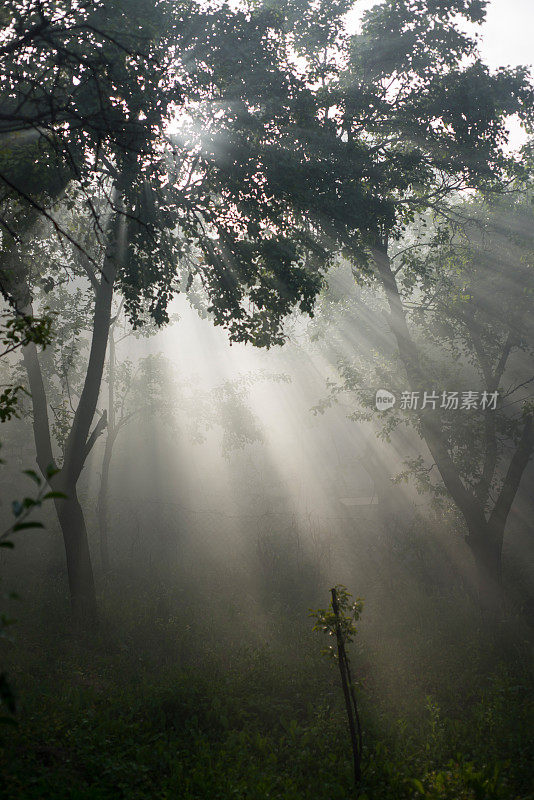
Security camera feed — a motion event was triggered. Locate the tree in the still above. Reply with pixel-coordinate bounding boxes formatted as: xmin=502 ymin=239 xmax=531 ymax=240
xmin=1 ymin=0 xmax=330 ymax=334
xmin=2 ymin=0 xmax=347 ymax=621
xmin=95 ymin=309 xmax=164 ymax=576
xmin=278 ymin=0 xmax=534 ymax=608
xmin=0 ymin=0 xmax=183 ymax=258
xmin=307 ymin=191 xmax=534 ymax=608
xmin=6 ymin=0 xmax=531 ymax=617
xmin=0 ymin=3 xmax=182 ymax=622
xmin=43 ymin=295 xmax=271 ymax=574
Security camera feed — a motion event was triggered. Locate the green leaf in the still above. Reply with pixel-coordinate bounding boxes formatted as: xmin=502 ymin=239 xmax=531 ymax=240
xmin=22 ymin=470 xmax=41 ymax=486
xmin=22 ymin=497 xmax=38 ymax=509
xmin=12 ymin=522 xmax=45 ymax=532
xmin=42 ymin=491 xmax=68 ymax=500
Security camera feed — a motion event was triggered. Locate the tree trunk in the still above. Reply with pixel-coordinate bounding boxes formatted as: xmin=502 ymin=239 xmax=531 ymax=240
xmin=4 ymin=174 xmax=132 ymax=624
xmin=466 ymin=520 xmax=504 ymax=617
xmin=369 ymin=242 xmax=531 ymax=614
xmin=96 ymin=306 xmax=123 ymax=575
xmin=97 ymin=430 xmax=116 ymax=575
xmin=54 ymin=482 xmax=97 ymax=625
xmin=17 ymin=207 xmax=123 ymax=621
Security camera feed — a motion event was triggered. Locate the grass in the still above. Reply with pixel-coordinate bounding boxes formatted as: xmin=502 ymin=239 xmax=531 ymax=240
xmin=0 ymin=578 xmax=532 ymax=799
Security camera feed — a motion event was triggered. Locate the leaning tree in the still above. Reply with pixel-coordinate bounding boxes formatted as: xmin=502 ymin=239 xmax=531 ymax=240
xmin=271 ymin=0 xmax=534 ymax=608
xmin=304 ymin=191 xmax=534 ymax=602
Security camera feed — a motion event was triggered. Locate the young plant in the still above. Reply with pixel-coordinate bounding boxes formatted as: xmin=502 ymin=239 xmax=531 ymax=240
xmin=310 ymin=585 xmax=364 ymax=787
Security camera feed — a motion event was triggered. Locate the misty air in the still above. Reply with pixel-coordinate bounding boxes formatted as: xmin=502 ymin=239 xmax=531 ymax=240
xmin=0 ymin=1 xmax=533 ymax=798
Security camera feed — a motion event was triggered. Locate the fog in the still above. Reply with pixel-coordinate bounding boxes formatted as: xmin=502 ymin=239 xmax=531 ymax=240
xmin=1 ymin=1 xmax=533 ymax=797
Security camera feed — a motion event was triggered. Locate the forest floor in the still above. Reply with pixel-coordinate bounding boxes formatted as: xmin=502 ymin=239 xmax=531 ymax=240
xmin=0 ymin=577 xmax=532 ymax=800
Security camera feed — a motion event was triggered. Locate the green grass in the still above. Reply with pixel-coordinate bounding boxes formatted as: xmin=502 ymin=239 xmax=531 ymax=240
xmin=0 ymin=586 xmax=533 ymax=800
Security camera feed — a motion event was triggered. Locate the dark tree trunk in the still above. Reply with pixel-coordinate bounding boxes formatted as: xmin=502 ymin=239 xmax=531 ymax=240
xmin=22 ymin=332 xmax=100 ymax=624
xmin=3 ymin=174 xmax=133 ymax=624
xmin=54 ymin=483 xmax=97 ymax=624
xmin=466 ymin=520 xmax=504 ymax=617
xmin=97 ymin=310 xmax=121 ymax=575
xmin=370 ymin=242 xmax=533 ymax=614
xmin=16 ymin=206 xmax=123 ymax=621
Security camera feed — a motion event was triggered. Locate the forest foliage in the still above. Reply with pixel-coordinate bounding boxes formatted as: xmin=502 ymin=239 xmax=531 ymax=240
xmin=0 ymin=1 xmax=533 ymax=798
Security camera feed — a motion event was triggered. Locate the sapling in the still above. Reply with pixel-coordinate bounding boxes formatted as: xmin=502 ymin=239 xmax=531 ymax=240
xmin=310 ymin=585 xmax=364 ymax=786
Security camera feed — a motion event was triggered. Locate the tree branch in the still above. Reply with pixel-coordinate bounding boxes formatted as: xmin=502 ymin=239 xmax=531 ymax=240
xmin=81 ymin=409 xmax=108 ymax=464
xmin=488 ymin=414 xmax=534 ymax=534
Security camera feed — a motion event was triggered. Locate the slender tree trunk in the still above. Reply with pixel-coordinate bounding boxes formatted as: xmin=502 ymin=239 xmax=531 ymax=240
xmin=331 ymin=587 xmax=362 ymax=786
xmin=16 ymin=207 xmax=124 ymax=621
xmin=369 ymin=242 xmax=532 ymax=614
xmin=97 ymin=312 xmax=120 ymax=574
xmin=54 ymin=482 xmax=98 ymax=624
xmin=22 ymin=339 xmax=98 ymax=624
xmin=3 ymin=175 xmax=131 ymax=623
xmin=466 ymin=519 xmax=504 ymax=616
xmin=97 ymin=430 xmax=116 ymax=574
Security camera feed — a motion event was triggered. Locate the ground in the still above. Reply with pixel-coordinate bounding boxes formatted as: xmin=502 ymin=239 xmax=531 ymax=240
xmin=0 ymin=579 xmax=532 ymax=800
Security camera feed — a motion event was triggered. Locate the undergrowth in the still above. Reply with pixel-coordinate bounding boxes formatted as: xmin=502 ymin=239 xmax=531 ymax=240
xmin=0 ymin=580 xmax=532 ymax=799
